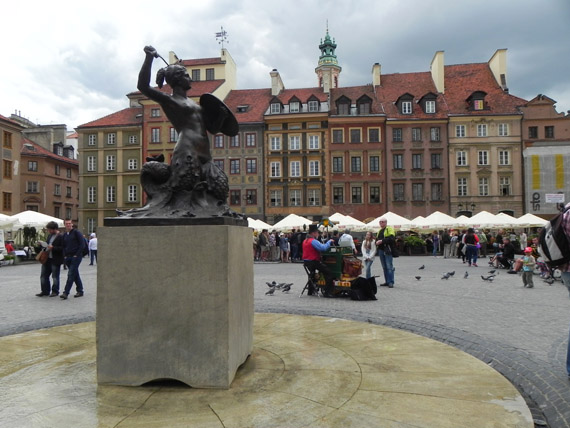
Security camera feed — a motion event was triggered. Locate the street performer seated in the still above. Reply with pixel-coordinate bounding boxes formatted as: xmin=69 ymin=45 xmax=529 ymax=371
xmin=303 ymin=224 xmax=335 ymax=297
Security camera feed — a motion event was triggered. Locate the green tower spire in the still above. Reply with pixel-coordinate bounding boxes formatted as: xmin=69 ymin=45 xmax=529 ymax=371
xmin=318 ymin=26 xmax=339 ymax=67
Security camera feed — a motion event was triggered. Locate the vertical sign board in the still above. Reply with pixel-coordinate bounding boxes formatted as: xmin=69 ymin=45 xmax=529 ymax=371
xmin=523 ymin=146 xmax=570 ymax=216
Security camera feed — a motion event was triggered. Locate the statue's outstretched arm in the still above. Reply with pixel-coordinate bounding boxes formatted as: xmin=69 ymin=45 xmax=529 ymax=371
xmin=138 ymin=46 xmax=169 ymax=104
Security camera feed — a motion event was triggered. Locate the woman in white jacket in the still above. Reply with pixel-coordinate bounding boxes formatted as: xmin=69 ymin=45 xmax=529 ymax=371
xmin=361 ymin=231 xmax=377 ymax=279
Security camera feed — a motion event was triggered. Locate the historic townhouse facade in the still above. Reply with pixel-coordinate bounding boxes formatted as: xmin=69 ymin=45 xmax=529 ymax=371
xmin=520 ymin=94 xmax=570 ymax=217
xmin=216 ymin=88 xmax=272 ymax=219
xmin=0 ymin=115 xmax=23 ymax=215
xmin=328 ymin=84 xmax=386 ymax=220
xmin=77 ymin=108 xmax=143 ymax=234
xmin=20 ymin=139 xmax=79 ymax=220
xmin=445 ymin=50 xmax=526 ymax=217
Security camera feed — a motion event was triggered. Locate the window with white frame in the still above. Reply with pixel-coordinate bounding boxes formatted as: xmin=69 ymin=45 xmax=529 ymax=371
xmin=402 ymin=101 xmax=412 ymax=114
xmin=106 ymin=155 xmax=116 ymax=171
xmin=270 ymin=162 xmax=281 ymax=177
xmin=246 ymin=158 xmax=257 ymax=174
xmin=370 ymin=186 xmax=381 ymax=203
xmin=127 ymin=185 xmax=138 ymax=202
xmin=478 ymin=177 xmax=489 ymax=196
xmin=54 ymin=184 xmax=61 ymax=196
xmin=128 ymin=158 xmax=138 ymax=170
xmin=478 ymin=150 xmax=489 ymax=165
xmin=456 ymin=151 xmax=467 ymax=166
xmin=412 ymin=183 xmax=424 ymax=201
xmin=230 ymin=159 xmax=240 ymax=174
xmin=393 ymin=183 xmax=405 ymax=201
xmin=245 ymin=189 xmax=256 ymax=205
xmin=106 ymin=186 xmax=116 ymax=203
xmin=430 ymin=127 xmax=440 ymax=141
xmin=289 ymin=101 xmax=300 ymax=113
xmin=229 ymin=190 xmax=240 ymax=205
xmin=477 ymin=124 xmax=487 ymax=137
xmin=332 ymin=157 xmax=343 ymax=173
xmin=431 ymin=153 xmax=442 ymax=169
xmin=27 ymin=181 xmax=38 ymax=193
xmin=246 ymin=133 xmax=256 ymax=147
xmin=290 ymin=189 xmax=301 ymax=206
xmin=87 ymin=156 xmax=96 ymax=172
xmin=170 ymin=128 xmax=178 ymax=142
xmin=28 ymin=161 xmax=38 ymax=171
xmin=214 ymin=134 xmax=224 ymax=148
xmin=457 ymin=177 xmax=468 ymax=196
xmin=412 ymin=128 xmax=422 ymax=142
xmin=87 ymin=218 xmax=95 ymax=234
xmin=308 ymin=189 xmax=320 ymax=206
xmin=229 ymin=135 xmax=239 ymax=147
xmin=499 ymin=150 xmax=510 ymax=165
xmin=87 ymin=186 xmax=96 ymax=203
xmin=128 ymin=135 xmax=137 ymax=144
xmin=308 ymin=100 xmax=319 ymax=112
xmin=412 ymin=154 xmax=423 ymax=169
xmin=151 ymin=108 xmax=160 ymax=117
xmin=290 ymin=161 xmax=300 ymax=177
xmin=289 ymin=135 xmax=300 ymax=150
xmin=498 ymin=123 xmax=509 ymax=136
xmin=333 ymin=187 xmax=344 ymax=204
xmin=151 ymin=128 xmax=160 ymax=143
xmin=351 ymin=186 xmax=362 ymax=203
xmin=107 ymin=133 xmax=116 ymax=145
xmin=309 ymin=135 xmax=320 ymax=149
xmin=88 ymin=134 xmax=97 ymax=145
xmin=499 ymin=176 xmax=511 ymax=196
xmin=393 ymin=128 xmax=402 ymax=142
xmin=369 ymin=156 xmax=380 ymax=172
xmin=455 ymin=125 xmax=466 ymax=138
xmin=393 ymin=154 xmax=403 ymax=169
xmin=350 ymin=156 xmax=361 ymax=173
xmin=270 ymin=103 xmax=281 ymax=114
xmin=270 ymin=136 xmax=281 ymax=151
xmin=309 ymin=160 xmax=320 ymax=176
xmin=431 ymin=183 xmax=442 ymax=201
xmin=270 ymin=189 xmax=282 ymax=206
xmin=425 ymin=100 xmax=436 ymax=113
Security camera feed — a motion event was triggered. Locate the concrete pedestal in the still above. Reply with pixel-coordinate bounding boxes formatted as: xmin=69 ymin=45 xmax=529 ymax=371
xmin=96 ymin=224 xmax=253 ymax=388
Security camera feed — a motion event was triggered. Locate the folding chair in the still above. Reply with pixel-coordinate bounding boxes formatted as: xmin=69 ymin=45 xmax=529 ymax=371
xmin=300 ymin=263 xmax=319 ymax=297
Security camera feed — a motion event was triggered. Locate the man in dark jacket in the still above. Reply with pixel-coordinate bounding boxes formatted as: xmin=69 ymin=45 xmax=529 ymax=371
xmin=498 ymin=237 xmax=516 ymax=270
xmin=61 ymin=219 xmax=86 ymax=299
xmin=37 ymin=221 xmax=64 ymax=297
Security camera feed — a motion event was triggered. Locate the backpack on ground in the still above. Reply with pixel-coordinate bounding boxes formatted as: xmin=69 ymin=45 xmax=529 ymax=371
xmin=538 ymin=206 xmax=570 ymax=268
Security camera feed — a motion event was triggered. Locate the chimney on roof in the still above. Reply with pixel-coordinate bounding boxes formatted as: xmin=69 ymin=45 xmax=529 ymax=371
xmin=270 ymin=69 xmax=285 ymax=96
xmin=430 ymin=51 xmax=445 ymax=93
xmin=372 ymin=63 xmax=381 ymax=88
xmin=488 ymin=49 xmax=508 ymax=91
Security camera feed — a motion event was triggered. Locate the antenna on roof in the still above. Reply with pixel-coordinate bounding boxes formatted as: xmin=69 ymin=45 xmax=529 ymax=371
xmin=215 ymin=26 xmax=229 ymax=49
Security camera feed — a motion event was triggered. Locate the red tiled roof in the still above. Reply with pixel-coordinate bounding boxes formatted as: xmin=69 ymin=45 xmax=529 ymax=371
xmin=443 ymin=63 xmax=526 ymax=115
xmin=180 ymin=57 xmax=224 ymax=66
xmin=21 ymin=138 xmax=78 ymax=165
xmin=77 ymin=107 xmax=143 ymax=129
xmin=274 ymin=87 xmax=328 ymax=104
xmin=67 ymin=132 xmax=78 ymax=139
xmin=0 ymin=114 xmax=25 ymax=128
xmin=375 ymin=71 xmax=448 ymax=119
xmin=330 ymin=85 xmax=384 ymax=115
xmin=224 ymin=88 xmax=273 ymax=123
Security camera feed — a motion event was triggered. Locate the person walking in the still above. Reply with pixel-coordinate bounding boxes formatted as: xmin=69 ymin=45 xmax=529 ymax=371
xmin=463 ymin=227 xmax=480 ymax=267
xmin=376 ymin=217 xmax=396 ymax=288
xmin=36 ymin=221 xmax=64 ymax=297
xmin=442 ymin=229 xmax=451 ymax=259
xmin=61 ymin=219 xmax=86 ymax=300
xmin=431 ymin=230 xmax=440 ymax=257
xmin=361 ymin=231 xmax=377 ymax=279
xmin=88 ymin=233 xmax=98 ymax=265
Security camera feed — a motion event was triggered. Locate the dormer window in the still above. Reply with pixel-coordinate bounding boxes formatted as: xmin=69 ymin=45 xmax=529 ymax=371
xmin=466 ymin=91 xmax=488 ymax=111
xmin=308 ymin=100 xmax=319 ymax=112
xmin=357 ymin=95 xmax=372 ymax=115
xmin=397 ymin=93 xmax=414 ymax=115
xmin=270 ymin=103 xmax=281 ymax=114
xmin=425 ymin=100 xmax=436 ymax=113
xmin=336 ymin=96 xmax=350 ymax=115
xmin=402 ymin=101 xmax=412 ymax=114
xmin=236 ymin=105 xmax=249 ymax=113
xmin=289 ymin=101 xmax=300 ymax=113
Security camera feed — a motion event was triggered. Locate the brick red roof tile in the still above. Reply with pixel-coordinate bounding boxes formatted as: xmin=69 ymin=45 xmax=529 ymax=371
xmin=330 ymin=85 xmax=384 ymax=115
xmin=21 ymin=138 xmax=78 ymax=165
xmin=274 ymin=87 xmax=328 ymax=104
xmin=180 ymin=57 xmax=224 ymax=66
xmin=224 ymin=88 xmax=273 ymax=123
xmin=0 ymin=114 xmax=25 ymax=128
xmin=77 ymin=107 xmax=143 ymax=129
xmin=443 ymin=63 xmax=526 ymax=115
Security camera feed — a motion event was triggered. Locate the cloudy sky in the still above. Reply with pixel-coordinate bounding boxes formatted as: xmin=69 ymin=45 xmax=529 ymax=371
xmin=2 ymin=0 xmax=569 ymax=130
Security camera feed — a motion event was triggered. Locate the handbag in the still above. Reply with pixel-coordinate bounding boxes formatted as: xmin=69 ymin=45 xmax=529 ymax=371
xmin=36 ymin=250 xmax=49 ymax=264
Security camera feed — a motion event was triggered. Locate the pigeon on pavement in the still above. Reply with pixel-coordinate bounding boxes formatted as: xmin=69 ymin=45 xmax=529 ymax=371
xmin=448 ymin=271 xmax=455 ymax=276
xmin=488 ymin=269 xmax=496 ymax=274
xmin=265 ymin=287 xmax=276 ymax=296
xmin=464 ymin=271 xmax=469 ymax=279
xmin=415 ymin=276 xmax=421 ymax=280
xmin=441 ymin=273 xmax=450 ymax=280
xmin=419 ymin=265 xmax=425 ymax=270
xmin=281 ymin=283 xmax=293 ymax=292
xmin=481 ymin=275 xmax=495 ymax=282
xmin=266 ymin=281 xmax=278 ymax=288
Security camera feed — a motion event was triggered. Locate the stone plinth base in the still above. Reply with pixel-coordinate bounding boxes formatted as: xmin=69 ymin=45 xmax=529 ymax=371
xmin=96 ymin=224 xmax=253 ymax=389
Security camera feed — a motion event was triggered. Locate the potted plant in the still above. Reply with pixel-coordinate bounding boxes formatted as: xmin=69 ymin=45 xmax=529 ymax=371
xmin=403 ymin=235 xmax=426 ymax=255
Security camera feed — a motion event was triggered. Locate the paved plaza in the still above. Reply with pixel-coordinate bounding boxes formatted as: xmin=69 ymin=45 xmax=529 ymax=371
xmin=1 ymin=255 xmax=570 ymax=426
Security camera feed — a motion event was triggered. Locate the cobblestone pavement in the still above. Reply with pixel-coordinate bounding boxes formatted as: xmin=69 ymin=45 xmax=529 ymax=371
xmin=1 ymin=256 xmax=569 ymax=426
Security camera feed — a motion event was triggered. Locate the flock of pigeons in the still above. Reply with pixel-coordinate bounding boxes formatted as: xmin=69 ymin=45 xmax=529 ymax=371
xmin=414 ymin=264 xmax=503 ymax=282
xmin=265 ymin=281 xmax=294 ymax=295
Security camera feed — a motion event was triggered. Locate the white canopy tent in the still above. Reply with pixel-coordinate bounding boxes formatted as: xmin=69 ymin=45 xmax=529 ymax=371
xmin=465 ymin=211 xmax=502 ymax=229
xmin=247 ymin=218 xmax=273 ymax=231
xmin=411 ymin=211 xmax=457 ymax=230
xmin=272 ymin=213 xmax=313 ymax=232
xmin=365 ymin=212 xmax=413 ymax=231
xmin=514 ymin=213 xmax=548 ymax=227
xmin=495 ymin=212 xmax=520 ymax=229
xmin=9 ymin=211 xmax=64 ymax=229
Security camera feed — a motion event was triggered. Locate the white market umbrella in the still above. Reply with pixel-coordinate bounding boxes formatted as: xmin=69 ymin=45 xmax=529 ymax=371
xmin=272 ymin=213 xmax=312 ymax=232
xmin=454 ymin=216 xmax=470 ymax=229
xmin=9 ymin=211 xmax=64 ymax=229
xmin=466 ymin=211 xmax=501 ymax=229
xmin=495 ymin=212 xmax=520 ymax=229
xmin=328 ymin=213 xmax=347 ymax=223
xmin=337 ymin=215 xmax=366 ymax=230
xmin=365 ymin=212 xmax=413 ymax=231
xmin=514 ymin=213 xmax=548 ymax=228
xmin=411 ymin=211 xmax=456 ymax=230
xmin=247 ymin=217 xmax=272 ymax=231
